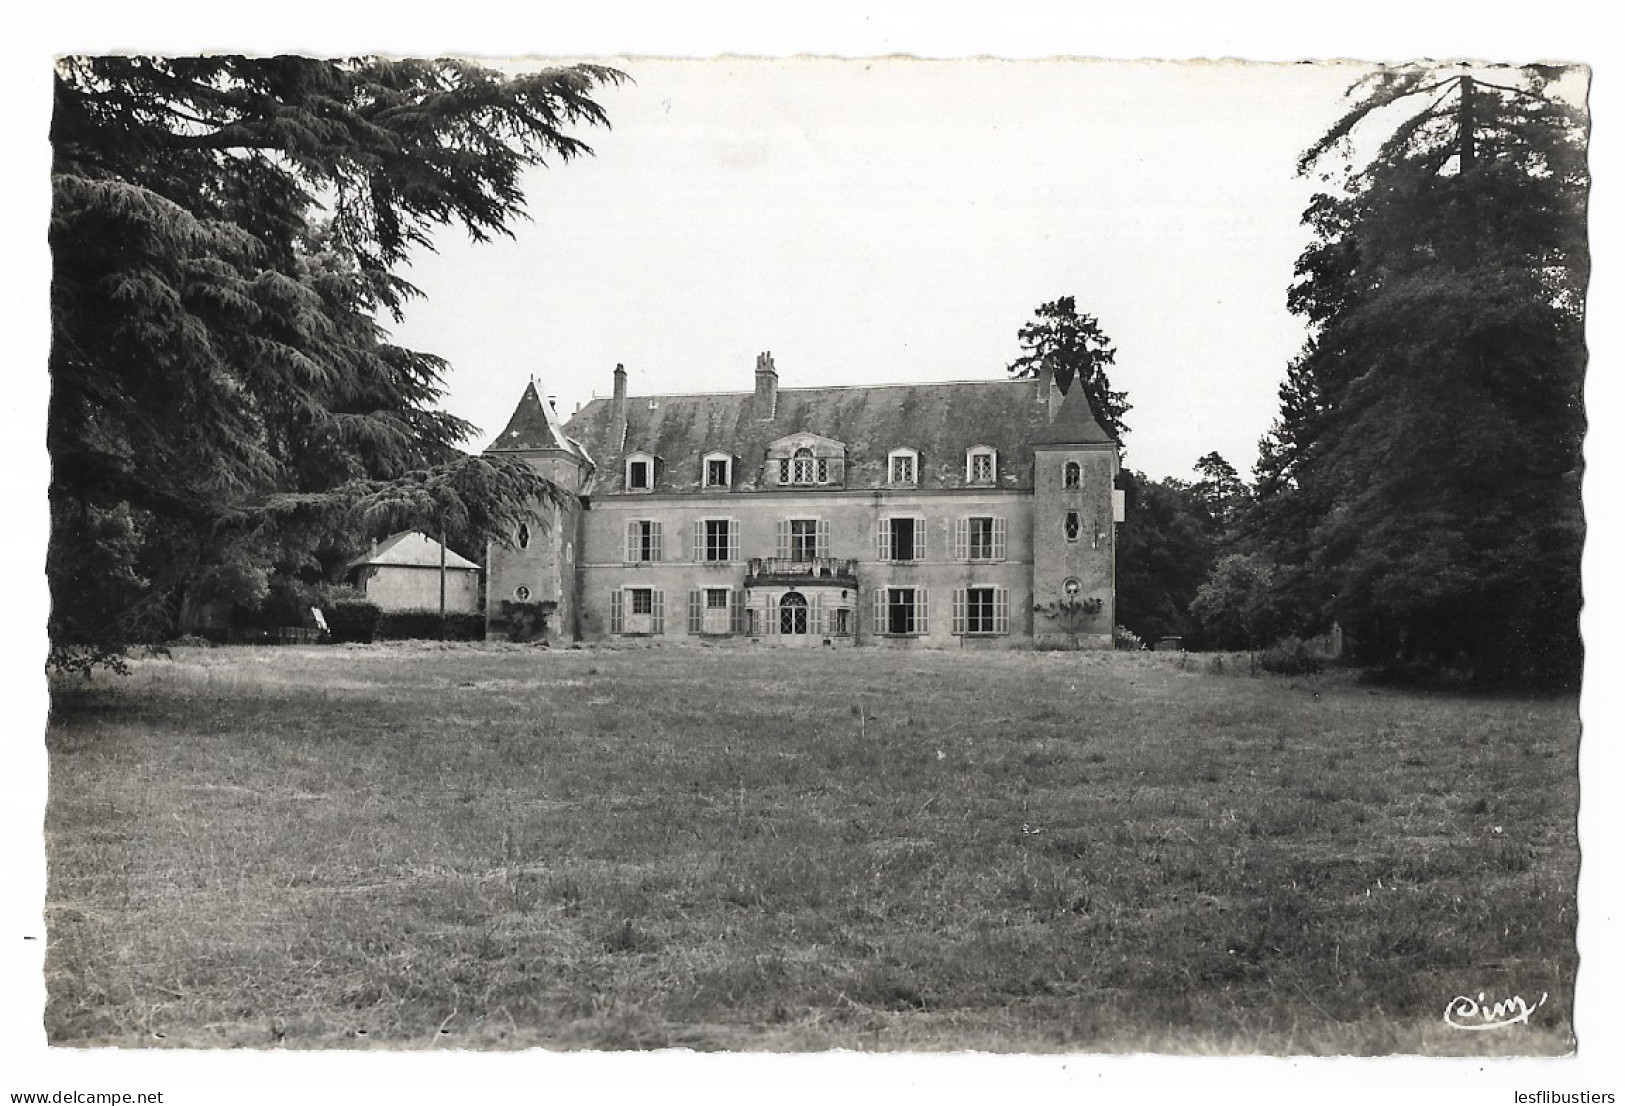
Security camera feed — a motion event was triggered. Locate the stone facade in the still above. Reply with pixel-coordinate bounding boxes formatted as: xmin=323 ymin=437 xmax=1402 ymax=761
xmin=486 ymin=355 xmax=1121 ymax=647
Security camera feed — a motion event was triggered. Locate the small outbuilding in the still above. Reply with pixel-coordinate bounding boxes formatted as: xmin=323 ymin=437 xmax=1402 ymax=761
xmin=346 ymin=532 xmax=481 ymax=614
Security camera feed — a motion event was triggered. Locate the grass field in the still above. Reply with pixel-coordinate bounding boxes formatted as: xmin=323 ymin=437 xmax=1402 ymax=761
xmin=43 ymin=643 xmax=1579 ymax=1053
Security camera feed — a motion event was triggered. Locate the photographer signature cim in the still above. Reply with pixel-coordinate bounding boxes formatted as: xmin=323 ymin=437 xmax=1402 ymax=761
xmin=1445 ymin=991 xmax=1548 ymax=1030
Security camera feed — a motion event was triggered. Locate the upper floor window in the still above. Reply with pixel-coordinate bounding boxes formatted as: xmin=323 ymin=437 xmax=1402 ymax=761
xmin=1064 ymin=461 xmax=1081 ymax=489
xmin=967 ymin=447 xmax=997 ymax=485
xmin=517 ymin=523 xmax=530 ymax=549
xmin=625 ymin=519 xmax=662 ymax=563
xmin=626 ymin=452 xmax=655 ymax=492
xmin=1065 ymin=511 xmax=1082 ymax=542
xmin=888 ymin=448 xmax=919 ymax=486
xmin=955 ymin=515 xmax=1007 ymax=561
xmin=703 ymin=452 xmax=733 ymax=489
xmin=694 ymin=518 xmax=740 ymax=563
xmin=877 ymin=516 xmax=925 ymax=562
xmin=788 ymin=518 xmax=819 ymax=560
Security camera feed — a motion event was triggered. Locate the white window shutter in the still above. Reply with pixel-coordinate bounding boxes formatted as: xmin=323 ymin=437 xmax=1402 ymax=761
xmin=816 ymin=519 xmax=831 ymax=558
xmin=876 ymin=519 xmax=891 ymax=561
xmin=913 ymin=517 xmax=927 ymax=559
xmin=688 ymin=590 xmax=702 ymax=633
xmin=996 ymin=588 xmax=1011 ymax=634
xmin=811 ymin=593 xmax=824 ymax=636
xmin=992 ymin=517 xmax=1007 ymax=560
xmin=649 ymin=521 xmax=663 ymax=563
xmin=916 ymin=588 xmax=928 ymax=634
xmin=952 ymin=588 xmax=966 ymax=635
xmin=651 ymin=590 xmax=665 ymax=634
xmin=730 ymin=590 xmax=747 ymax=633
xmin=693 ymin=520 xmax=704 ymax=563
xmin=729 ymin=519 xmax=740 ymax=562
xmin=625 ymin=521 xmax=638 ymax=563
xmin=873 ymin=588 xmax=886 ymax=635
xmin=777 ymin=518 xmax=790 ymax=559
xmin=610 ymin=589 xmax=624 ymax=633
xmin=954 ymin=518 xmax=969 ymax=561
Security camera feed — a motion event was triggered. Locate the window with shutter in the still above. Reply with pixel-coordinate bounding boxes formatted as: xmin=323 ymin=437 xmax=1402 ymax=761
xmin=815 ymin=519 xmax=831 ymax=558
xmin=886 ymin=517 xmax=916 ymax=561
xmin=952 ymin=588 xmax=967 ymax=635
xmin=626 ymin=520 xmax=661 ymax=563
xmin=728 ymin=520 xmax=740 ymax=563
xmin=687 ymin=590 xmax=703 ymax=634
xmin=730 ymin=589 xmax=747 ymax=633
xmin=967 ymin=517 xmax=995 ymax=560
xmin=703 ymin=519 xmax=731 ymax=562
xmin=776 ymin=518 xmax=791 ymax=559
xmin=995 ymin=587 xmax=1010 ymax=634
xmin=650 ymin=590 xmax=665 ymax=634
xmin=913 ymin=517 xmax=927 ymax=560
xmin=610 ymin=589 xmax=624 ymax=633
xmin=703 ymin=588 xmax=731 ymax=634
xmin=954 ymin=518 xmax=969 ymax=561
xmin=876 ymin=519 xmax=892 ymax=561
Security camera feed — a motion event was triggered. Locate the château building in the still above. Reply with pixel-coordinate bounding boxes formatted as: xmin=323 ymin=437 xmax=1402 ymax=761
xmin=485 ymin=353 xmax=1122 ymax=648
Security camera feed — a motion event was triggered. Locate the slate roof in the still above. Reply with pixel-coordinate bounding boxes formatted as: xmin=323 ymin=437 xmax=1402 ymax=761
xmin=555 ymin=375 xmax=1115 ymax=495
xmin=346 ymin=531 xmax=480 ymax=571
xmin=487 ymin=381 xmax=584 ymax=456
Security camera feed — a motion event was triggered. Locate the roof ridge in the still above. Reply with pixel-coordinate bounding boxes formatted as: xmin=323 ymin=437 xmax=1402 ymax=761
xmin=587 ymin=377 xmax=1032 ymax=404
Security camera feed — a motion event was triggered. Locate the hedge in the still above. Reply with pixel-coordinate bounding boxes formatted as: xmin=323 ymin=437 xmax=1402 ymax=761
xmin=374 ymin=609 xmax=486 ymax=641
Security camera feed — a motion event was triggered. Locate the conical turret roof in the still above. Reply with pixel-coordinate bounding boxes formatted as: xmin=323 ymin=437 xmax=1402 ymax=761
xmin=1032 ymin=383 xmax=1116 ymax=445
xmin=488 ymin=381 xmax=580 ymax=454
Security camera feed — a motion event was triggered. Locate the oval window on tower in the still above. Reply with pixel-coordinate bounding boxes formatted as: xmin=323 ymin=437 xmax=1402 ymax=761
xmin=514 ymin=585 xmax=532 ymax=602
xmin=518 ymin=523 xmax=530 ymax=549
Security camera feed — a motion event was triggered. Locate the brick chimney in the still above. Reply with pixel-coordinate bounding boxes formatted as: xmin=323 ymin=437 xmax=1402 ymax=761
xmin=754 ymin=351 xmax=778 ymax=420
xmin=611 ymin=363 xmax=629 ymax=447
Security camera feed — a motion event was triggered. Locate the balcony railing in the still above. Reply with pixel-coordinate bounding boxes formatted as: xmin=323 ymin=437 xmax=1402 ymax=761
xmin=745 ymin=557 xmax=859 ymax=586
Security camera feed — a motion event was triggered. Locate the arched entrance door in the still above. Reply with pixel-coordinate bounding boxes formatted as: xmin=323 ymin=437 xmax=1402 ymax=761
xmin=779 ymin=591 xmax=809 ymax=637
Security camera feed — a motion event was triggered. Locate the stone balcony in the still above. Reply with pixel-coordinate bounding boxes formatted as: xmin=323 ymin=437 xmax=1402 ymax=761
xmin=744 ymin=557 xmax=859 ymax=588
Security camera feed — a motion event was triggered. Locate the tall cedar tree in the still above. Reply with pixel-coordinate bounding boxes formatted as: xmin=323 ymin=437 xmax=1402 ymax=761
xmin=50 ymin=56 xmax=623 ymax=657
xmin=1007 ymin=296 xmax=1130 ymax=441
xmin=1250 ymin=63 xmax=1588 ymax=683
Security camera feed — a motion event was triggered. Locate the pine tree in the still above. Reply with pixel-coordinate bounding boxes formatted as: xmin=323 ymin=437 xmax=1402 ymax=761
xmin=1007 ymin=296 xmax=1131 ymax=441
xmin=1253 ymin=63 xmax=1588 ymax=683
xmin=49 ymin=56 xmax=623 ymax=661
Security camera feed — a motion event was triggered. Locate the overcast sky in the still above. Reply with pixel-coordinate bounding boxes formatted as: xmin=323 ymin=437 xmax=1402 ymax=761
xmin=388 ymin=57 xmax=1370 ymax=482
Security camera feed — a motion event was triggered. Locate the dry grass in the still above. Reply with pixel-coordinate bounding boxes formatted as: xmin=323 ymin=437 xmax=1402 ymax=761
xmin=44 ymin=643 xmax=1579 ymax=1053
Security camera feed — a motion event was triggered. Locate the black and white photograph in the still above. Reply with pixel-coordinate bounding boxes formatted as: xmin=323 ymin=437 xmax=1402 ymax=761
xmin=8 ymin=7 xmax=1622 ymax=1104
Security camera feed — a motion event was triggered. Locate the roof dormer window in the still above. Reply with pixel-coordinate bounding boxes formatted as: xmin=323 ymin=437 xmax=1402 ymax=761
xmin=782 ymin=446 xmax=824 ymax=485
xmin=888 ymin=448 xmax=919 ymax=486
xmin=703 ymin=451 xmax=734 ymax=490
xmin=626 ymin=452 xmax=655 ymax=492
xmin=967 ymin=446 xmax=997 ymax=485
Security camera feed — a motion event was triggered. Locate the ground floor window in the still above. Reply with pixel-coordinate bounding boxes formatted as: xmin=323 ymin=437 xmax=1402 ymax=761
xmin=953 ymin=586 xmax=1010 ymax=635
xmin=874 ymin=586 xmax=927 ymax=635
xmin=611 ymin=587 xmax=664 ymax=634
xmin=687 ymin=588 xmax=747 ymax=635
